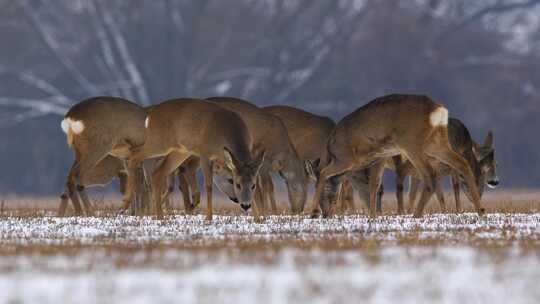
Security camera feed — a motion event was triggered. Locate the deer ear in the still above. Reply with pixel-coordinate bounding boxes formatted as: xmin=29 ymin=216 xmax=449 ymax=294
xmin=304 ymin=160 xmax=316 ymax=180
xmin=249 ymin=149 xmax=266 ymax=174
xmin=484 ymin=131 xmax=493 ymax=148
xmin=223 ymin=147 xmax=237 ymax=171
xmin=472 ymin=141 xmax=481 ymax=159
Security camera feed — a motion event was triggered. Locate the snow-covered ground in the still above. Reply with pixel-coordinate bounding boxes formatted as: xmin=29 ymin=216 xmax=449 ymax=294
xmin=0 ymin=213 xmax=539 ymax=303
xmin=0 ymin=213 xmax=538 ymax=245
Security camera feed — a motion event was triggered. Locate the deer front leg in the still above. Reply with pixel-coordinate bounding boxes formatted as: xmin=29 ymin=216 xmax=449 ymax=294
xmin=368 ymin=161 xmax=385 ymax=218
xmin=152 ymin=152 xmax=192 ymax=219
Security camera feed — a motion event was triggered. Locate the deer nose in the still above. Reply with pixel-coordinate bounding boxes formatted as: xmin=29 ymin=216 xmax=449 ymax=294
xmin=487 ymin=180 xmax=499 ymax=188
xmin=229 ymin=196 xmax=239 ymax=203
xmin=241 ymin=204 xmax=251 ymax=211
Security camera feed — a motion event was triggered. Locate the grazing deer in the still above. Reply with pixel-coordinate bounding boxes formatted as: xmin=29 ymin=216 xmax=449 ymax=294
xmin=263 ymin=105 xmax=382 ymax=213
xmin=59 ymin=96 xmax=147 ymax=216
xmin=121 ymin=99 xmax=265 ymax=220
xmin=58 ymin=155 xmax=126 ymax=216
xmin=403 ymin=123 xmax=498 ymax=213
xmin=206 ymin=97 xmax=309 ymax=215
xmin=309 ymin=94 xmax=485 ymax=218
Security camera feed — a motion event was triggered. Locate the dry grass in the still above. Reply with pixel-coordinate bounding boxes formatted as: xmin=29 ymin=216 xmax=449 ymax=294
xmin=1 ymin=189 xmax=539 ymax=217
xmin=0 ymin=190 xmax=538 ymax=262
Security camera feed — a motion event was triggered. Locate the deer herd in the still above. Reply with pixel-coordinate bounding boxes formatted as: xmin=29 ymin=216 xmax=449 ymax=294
xmin=59 ymin=94 xmax=499 ymax=220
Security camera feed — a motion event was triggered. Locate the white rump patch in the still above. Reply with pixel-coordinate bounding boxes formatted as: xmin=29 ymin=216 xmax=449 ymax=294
xmin=70 ymin=120 xmax=85 ymax=134
xmin=430 ymin=107 xmax=449 ymax=127
xmin=145 ymin=116 xmax=150 ymax=128
xmin=60 ymin=118 xmax=71 ymax=134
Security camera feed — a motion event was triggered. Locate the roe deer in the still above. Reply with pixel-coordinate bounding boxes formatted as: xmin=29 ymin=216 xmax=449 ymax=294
xmin=206 ymin=97 xmax=309 ymax=215
xmin=309 ymin=94 xmax=485 ymax=218
xmin=58 ymin=155 xmax=125 ymax=216
xmin=390 ymin=119 xmax=499 ymax=213
xmin=121 ymin=99 xmax=265 ymax=220
xmin=263 ymin=105 xmax=381 ymax=213
xmin=59 ymin=96 xmax=147 ymax=216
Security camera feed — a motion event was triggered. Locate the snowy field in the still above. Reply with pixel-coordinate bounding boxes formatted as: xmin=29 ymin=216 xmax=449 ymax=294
xmin=0 ymin=213 xmax=539 ymax=303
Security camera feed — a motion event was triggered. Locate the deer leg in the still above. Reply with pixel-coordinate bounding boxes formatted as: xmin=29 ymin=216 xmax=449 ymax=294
xmin=177 ymin=168 xmax=193 ymax=213
xmin=152 ymin=152 xmax=191 ymax=219
xmin=407 ymin=177 xmax=420 ymax=213
xmin=376 ymin=184 xmax=384 ymax=214
xmin=426 ymin=142 xmax=484 ymax=216
xmin=262 ymin=172 xmax=278 ymax=214
xmin=393 ymin=156 xmax=406 ymax=215
xmin=200 ymin=158 xmax=215 ymax=222
xmin=403 ymin=151 xmax=437 ymax=217
xmin=346 ymin=169 xmax=370 ymax=213
xmin=178 ymin=156 xmax=201 ymax=213
xmin=77 ymin=185 xmax=95 ymax=216
xmin=413 ymin=183 xmax=436 ymax=218
xmin=308 ymin=159 xmax=353 ymax=218
xmin=451 ymin=174 xmax=462 ymax=212
xmin=255 ymin=173 xmax=267 ymax=216
xmin=186 ymin=165 xmax=201 ymax=210
xmin=122 ymin=145 xmax=159 ymax=212
xmin=368 ymin=161 xmax=385 ymax=218
xmin=63 ymin=145 xmax=108 ymax=217
xmin=340 ymin=181 xmax=355 ymax=214
xmin=434 ymin=179 xmax=446 ymax=213
xmin=59 ymin=159 xmax=82 ymax=216
xmin=250 ymin=175 xmax=265 ymax=222
xmin=65 ymin=143 xmax=110 ymax=216
xmin=160 ymin=172 xmax=175 ymax=211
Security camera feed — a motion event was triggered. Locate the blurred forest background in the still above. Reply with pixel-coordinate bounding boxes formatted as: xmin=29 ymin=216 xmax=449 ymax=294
xmin=1 ymin=0 xmax=539 ymax=194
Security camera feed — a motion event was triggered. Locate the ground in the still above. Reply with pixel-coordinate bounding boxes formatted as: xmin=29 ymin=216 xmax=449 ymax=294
xmin=0 ymin=192 xmax=539 ymax=303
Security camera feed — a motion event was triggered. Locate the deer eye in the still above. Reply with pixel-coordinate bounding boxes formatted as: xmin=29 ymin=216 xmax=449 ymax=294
xmin=251 ymin=184 xmax=256 ymax=190
xmin=227 ymin=178 xmax=234 ymax=184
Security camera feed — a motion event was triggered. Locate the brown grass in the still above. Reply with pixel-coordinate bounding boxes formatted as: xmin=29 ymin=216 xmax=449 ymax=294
xmin=1 ymin=189 xmax=539 ymax=217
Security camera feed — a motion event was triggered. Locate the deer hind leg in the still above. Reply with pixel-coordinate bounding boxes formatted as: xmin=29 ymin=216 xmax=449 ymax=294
xmin=451 ymin=173 xmax=462 ymax=212
xmin=402 ymin=150 xmax=437 ymax=218
xmin=151 ymin=151 xmax=192 ymax=219
xmin=77 ymin=186 xmax=95 ymax=216
xmin=59 ymin=159 xmax=83 ymax=216
xmin=425 ymin=138 xmax=484 ymax=216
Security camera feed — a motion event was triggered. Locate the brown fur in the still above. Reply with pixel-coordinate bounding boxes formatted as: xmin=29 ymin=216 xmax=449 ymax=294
xmin=59 ymin=97 xmax=147 ymax=216
xmin=309 ymin=94 xmax=484 ymax=218
xmin=122 ymin=99 xmax=264 ymax=220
